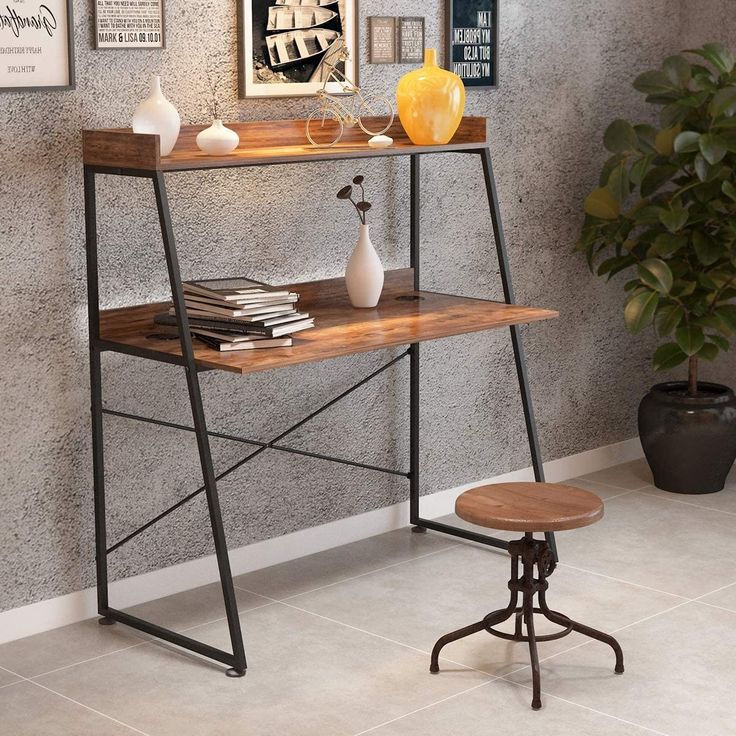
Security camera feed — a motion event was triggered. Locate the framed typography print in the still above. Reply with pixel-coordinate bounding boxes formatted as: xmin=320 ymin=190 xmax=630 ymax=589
xmin=446 ymin=0 xmax=498 ymax=88
xmin=94 ymin=0 xmax=165 ymax=50
xmin=397 ymin=17 xmax=424 ymax=64
xmin=368 ymin=16 xmax=395 ymax=64
xmin=238 ymin=0 xmax=358 ymax=98
xmin=0 ymin=0 xmax=75 ymax=91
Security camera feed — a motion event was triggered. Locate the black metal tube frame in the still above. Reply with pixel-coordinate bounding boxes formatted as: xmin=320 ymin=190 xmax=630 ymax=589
xmin=84 ymin=146 xmax=552 ymax=675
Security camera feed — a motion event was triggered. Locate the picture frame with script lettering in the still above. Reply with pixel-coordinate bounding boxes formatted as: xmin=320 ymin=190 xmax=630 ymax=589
xmin=445 ymin=0 xmax=498 ymax=88
xmin=0 ymin=0 xmax=75 ymax=91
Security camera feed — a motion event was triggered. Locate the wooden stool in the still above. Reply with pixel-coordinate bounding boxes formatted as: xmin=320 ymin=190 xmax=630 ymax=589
xmin=430 ymin=482 xmax=624 ymax=710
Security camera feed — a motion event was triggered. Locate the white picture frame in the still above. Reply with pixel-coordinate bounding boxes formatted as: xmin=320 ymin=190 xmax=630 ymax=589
xmin=238 ymin=0 xmax=358 ymax=99
xmin=0 ymin=0 xmax=75 ymax=92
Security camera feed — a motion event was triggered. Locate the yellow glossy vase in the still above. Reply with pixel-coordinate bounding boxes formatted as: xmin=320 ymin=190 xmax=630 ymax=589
xmin=396 ymin=48 xmax=466 ymax=145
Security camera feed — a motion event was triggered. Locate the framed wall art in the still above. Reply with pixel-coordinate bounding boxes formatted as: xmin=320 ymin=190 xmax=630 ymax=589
xmin=94 ymin=0 xmax=165 ymax=50
xmin=0 ymin=0 xmax=75 ymax=91
xmin=397 ymin=17 xmax=424 ymax=64
xmin=446 ymin=0 xmax=498 ymax=88
xmin=368 ymin=16 xmax=396 ymax=64
xmin=238 ymin=0 xmax=358 ymax=98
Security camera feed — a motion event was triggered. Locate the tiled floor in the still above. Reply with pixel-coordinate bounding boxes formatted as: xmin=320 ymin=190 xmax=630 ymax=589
xmin=2 ymin=459 xmax=736 ymax=735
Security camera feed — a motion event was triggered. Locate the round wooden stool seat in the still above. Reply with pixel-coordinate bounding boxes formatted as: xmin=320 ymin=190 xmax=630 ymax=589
xmin=455 ymin=482 xmax=604 ymax=532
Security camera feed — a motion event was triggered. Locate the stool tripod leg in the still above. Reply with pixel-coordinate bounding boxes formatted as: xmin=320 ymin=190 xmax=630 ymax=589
xmin=429 ymin=620 xmax=486 ymax=673
xmin=522 ymin=587 xmax=542 ymax=709
xmin=540 ymin=593 xmax=624 ymax=674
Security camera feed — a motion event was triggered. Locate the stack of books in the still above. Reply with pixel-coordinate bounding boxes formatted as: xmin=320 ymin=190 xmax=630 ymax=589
xmin=154 ymin=277 xmax=315 ymax=351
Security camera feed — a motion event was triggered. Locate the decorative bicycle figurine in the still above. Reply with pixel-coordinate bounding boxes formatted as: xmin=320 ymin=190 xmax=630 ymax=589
xmin=306 ymin=38 xmax=394 ymax=148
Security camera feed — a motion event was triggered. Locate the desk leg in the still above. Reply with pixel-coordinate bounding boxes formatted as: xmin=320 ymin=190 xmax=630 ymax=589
xmin=85 ymin=167 xmax=112 ymax=622
xmin=152 ymin=173 xmax=247 ymax=676
xmin=480 ymin=148 xmax=558 ymax=560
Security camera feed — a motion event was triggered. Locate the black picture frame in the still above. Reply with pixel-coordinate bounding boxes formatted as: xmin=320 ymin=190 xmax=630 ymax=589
xmin=397 ymin=17 xmax=425 ymax=64
xmin=93 ymin=0 xmax=166 ymax=50
xmin=445 ymin=0 xmax=498 ymax=89
xmin=0 ymin=0 xmax=75 ymax=92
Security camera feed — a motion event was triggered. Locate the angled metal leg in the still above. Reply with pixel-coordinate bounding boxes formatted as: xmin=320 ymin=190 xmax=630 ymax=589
xmin=84 ymin=167 xmax=113 ymax=625
xmin=480 ymin=148 xmax=557 ymax=561
xmin=151 ymin=172 xmax=247 ymax=676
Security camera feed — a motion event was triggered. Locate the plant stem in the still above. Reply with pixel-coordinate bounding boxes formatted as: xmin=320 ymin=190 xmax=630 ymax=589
xmin=688 ymin=354 xmax=698 ymax=396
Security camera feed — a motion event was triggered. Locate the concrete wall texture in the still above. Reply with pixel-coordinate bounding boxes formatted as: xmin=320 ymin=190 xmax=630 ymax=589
xmin=1 ymin=1 xmax=734 ymax=613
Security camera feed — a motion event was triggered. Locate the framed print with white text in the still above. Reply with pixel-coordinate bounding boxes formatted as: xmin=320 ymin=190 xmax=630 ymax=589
xmin=94 ymin=0 xmax=165 ymax=50
xmin=446 ymin=0 xmax=498 ymax=88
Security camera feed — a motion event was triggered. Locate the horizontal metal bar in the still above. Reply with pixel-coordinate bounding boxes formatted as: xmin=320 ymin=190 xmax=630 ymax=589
xmin=102 ymin=408 xmax=409 ymax=479
xmin=106 ymin=350 xmax=411 ymax=555
xmin=414 ymin=518 xmax=510 ymax=551
xmin=103 ymin=608 xmax=237 ymax=668
xmin=95 ymin=339 xmax=188 ymax=367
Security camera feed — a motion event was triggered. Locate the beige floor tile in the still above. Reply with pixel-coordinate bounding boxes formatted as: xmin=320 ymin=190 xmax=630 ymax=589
xmin=640 ymin=483 xmax=736 ymax=516
xmin=554 ymin=491 xmax=736 ymax=598
xmin=506 ymin=602 xmax=735 ymax=736
xmin=0 ymin=585 xmax=264 ymax=678
xmin=698 ymin=582 xmax=736 ymax=613
xmin=561 ymin=476 xmax=636 ymax=499
xmin=577 ymin=459 xmax=652 ymax=490
xmin=0 ymin=681 xmax=140 ymax=735
xmin=37 ymin=603 xmax=490 ymax=736
xmin=234 ymin=528 xmax=457 ymax=600
xmin=288 ymin=543 xmax=682 ymax=676
xmin=0 ymin=666 xmax=21 ymax=688
xmin=370 ymin=678 xmax=657 ymax=735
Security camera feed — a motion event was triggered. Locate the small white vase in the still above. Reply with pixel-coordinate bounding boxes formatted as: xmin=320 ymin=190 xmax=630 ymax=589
xmin=196 ymin=119 xmax=240 ymax=155
xmin=345 ymin=224 xmax=384 ymax=308
xmin=132 ymin=75 xmax=181 ymax=156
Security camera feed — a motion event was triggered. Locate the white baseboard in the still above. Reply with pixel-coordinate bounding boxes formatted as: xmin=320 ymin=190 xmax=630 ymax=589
xmin=0 ymin=436 xmax=642 ymax=645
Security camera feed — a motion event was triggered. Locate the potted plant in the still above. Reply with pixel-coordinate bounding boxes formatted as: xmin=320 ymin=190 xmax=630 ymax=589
xmin=579 ymin=43 xmax=736 ymax=494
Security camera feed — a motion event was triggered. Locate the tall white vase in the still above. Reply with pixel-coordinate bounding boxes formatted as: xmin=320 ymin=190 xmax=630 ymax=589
xmin=345 ymin=224 xmax=384 ymax=308
xmin=132 ymin=75 xmax=181 ymax=156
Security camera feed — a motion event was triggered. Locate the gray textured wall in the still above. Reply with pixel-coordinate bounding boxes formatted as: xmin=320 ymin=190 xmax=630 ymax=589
xmin=1 ymin=1 xmax=733 ymax=613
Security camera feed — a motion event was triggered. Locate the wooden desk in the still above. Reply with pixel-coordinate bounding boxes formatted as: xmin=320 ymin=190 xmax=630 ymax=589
xmin=83 ymin=117 xmax=557 ymax=677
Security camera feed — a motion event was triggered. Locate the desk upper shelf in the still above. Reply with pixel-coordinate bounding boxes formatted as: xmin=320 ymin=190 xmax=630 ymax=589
xmin=99 ymin=269 xmax=557 ymax=375
xmin=83 ymin=117 xmax=488 ymax=172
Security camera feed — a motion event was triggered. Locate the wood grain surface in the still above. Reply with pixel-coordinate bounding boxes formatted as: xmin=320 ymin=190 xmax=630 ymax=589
xmin=455 ymin=482 xmax=604 ymax=532
xmin=99 ymin=269 xmax=558 ymax=375
xmin=82 ymin=117 xmax=488 ymax=171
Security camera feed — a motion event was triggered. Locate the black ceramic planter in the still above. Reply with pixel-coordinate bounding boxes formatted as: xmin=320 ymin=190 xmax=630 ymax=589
xmin=638 ymin=382 xmax=736 ymax=494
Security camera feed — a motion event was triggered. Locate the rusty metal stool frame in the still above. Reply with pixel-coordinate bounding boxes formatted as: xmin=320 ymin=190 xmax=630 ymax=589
xmin=430 ymin=533 xmax=624 ymax=710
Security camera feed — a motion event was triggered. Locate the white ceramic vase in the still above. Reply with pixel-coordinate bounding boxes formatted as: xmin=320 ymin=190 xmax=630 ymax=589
xmin=196 ymin=120 xmax=240 ymax=155
xmin=132 ymin=75 xmax=181 ymax=156
xmin=345 ymin=224 xmax=384 ymax=308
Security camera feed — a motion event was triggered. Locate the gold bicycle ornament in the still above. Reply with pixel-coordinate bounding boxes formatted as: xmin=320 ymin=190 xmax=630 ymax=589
xmin=306 ymin=39 xmax=394 ymax=148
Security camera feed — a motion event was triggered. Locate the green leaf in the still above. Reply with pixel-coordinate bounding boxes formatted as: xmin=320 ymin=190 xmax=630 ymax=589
xmin=671 ymin=280 xmax=697 ymax=298
xmin=598 ymin=154 xmax=626 ymax=187
xmin=656 ymin=304 xmax=685 ymax=335
xmin=699 ymin=134 xmax=728 ymax=165
xmin=709 ymin=334 xmax=730 ymax=351
xmin=699 ymin=43 xmax=735 ymax=74
xmin=722 ymin=180 xmax=736 ymax=202
xmin=674 ymin=131 xmax=701 ymax=153
xmin=709 ymin=86 xmax=736 ymax=117
xmin=584 ymin=188 xmax=620 ymax=220
xmin=633 ymin=70 xmax=678 ymax=95
xmin=660 ymin=105 xmax=689 ymax=129
xmin=637 ymin=258 xmax=673 ymax=293
xmin=663 ymin=55 xmax=692 ymax=86
xmin=655 ymin=125 xmax=681 ymax=156
xmin=697 ymin=342 xmax=719 ymax=361
xmin=629 ymin=155 xmax=653 ymax=185
xmin=606 ymin=163 xmax=630 ymax=202
xmin=603 ymin=119 xmax=639 ymax=154
xmin=625 ymin=290 xmax=659 ymax=333
xmin=652 ymin=342 xmax=689 ymax=371
xmin=634 ymin=205 xmax=665 ymax=225
xmin=658 ymin=205 xmax=689 ymax=233
xmin=675 ymin=325 xmax=705 ymax=355
xmin=694 ymin=154 xmax=711 ymax=182
xmin=716 ymin=304 xmax=736 ymax=331
xmin=653 ymin=233 xmax=688 ymax=257
xmin=693 ymin=231 xmax=723 ymax=265
xmin=640 ymin=165 xmax=678 ymax=197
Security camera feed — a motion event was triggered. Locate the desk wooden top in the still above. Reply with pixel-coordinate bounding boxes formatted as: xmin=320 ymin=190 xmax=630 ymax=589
xmin=99 ymin=269 xmax=558 ymax=375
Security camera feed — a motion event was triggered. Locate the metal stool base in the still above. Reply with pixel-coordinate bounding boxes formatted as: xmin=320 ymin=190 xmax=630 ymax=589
xmin=430 ymin=533 xmax=624 ymax=710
